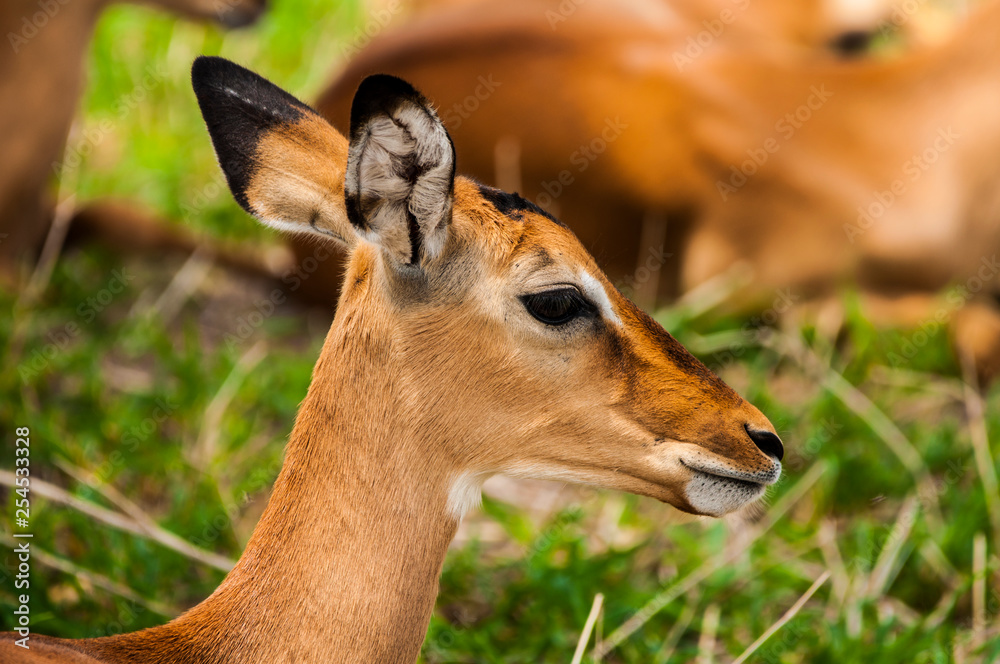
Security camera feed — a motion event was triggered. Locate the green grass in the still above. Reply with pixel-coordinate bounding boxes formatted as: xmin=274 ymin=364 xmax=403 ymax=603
xmin=2 ymin=1 xmax=1000 ymax=662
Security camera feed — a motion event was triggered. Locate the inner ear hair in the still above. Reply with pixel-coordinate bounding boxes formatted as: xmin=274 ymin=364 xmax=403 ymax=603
xmin=345 ymin=75 xmax=456 ymax=266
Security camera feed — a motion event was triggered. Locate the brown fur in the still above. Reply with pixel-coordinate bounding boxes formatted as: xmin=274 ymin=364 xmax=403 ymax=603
xmin=311 ymin=0 xmax=1000 ymax=377
xmin=0 ymin=0 xmax=266 ymax=285
xmin=285 ymin=0 xmax=904 ymax=306
xmin=0 ymin=78 xmax=781 ymax=661
xmin=401 ymin=0 xmax=900 ymax=52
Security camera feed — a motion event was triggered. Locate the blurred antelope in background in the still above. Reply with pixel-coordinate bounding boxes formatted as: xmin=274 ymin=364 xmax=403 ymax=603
xmin=1 ymin=0 xmax=929 ymax=295
xmin=0 ymin=57 xmax=783 ymax=663
xmin=3 ymin=0 xmax=943 ymax=306
xmin=398 ymin=0 xmax=911 ymax=55
xmin=0 ymin=0 xmax=267 ymax=287
xmin=316 ymin=0 xmax=1000 ymax=381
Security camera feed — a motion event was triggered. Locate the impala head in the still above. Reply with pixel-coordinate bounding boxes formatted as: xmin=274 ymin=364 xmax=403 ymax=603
xmin=192 ymin=57 xmax=783 ymax=519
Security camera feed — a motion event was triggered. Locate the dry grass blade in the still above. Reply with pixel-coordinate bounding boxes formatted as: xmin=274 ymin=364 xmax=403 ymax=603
xmin=696 ymin=603 xmax=720 ymax=664
xmin=730 ymin=570 xmax=832 ymax=664
xmin=147 ymin=245 xmax=214 ymax=323
xmin=571 ymin=592 xmax=603 ymax=664
xmin=816 ymin=519 xmax=849 ymax=620
xmin=594 ymin=462 xmax=828 ymax=658
xmin=22 ymin=194 xmax=78 ymax=307
xmin=6 ymin=177 xmax=78 ymax=361
xmin=653 ymin=596 xmax=699 ymax=664
xmin=918 ymin=539 xmax=961 ymax=585
xmin=0 ymin=470 xmax=234 ymax=571
xmin=192 ymin=339 xmax=268 ymax=470
xmin=766 ymin=332 xmax=941 ymax=528
xmin=55 ymin=459 xmax=174 ymax=533
xmin=972 ymin=533 xmax=987 ymax=650
xmin=673 ymin=262 xmax=754 ymax=319
xmin=21 ymin=122 xmax=81 ymax=311
xmin=865 ymin=495 xmax=920 ymax=599
xmin=961 ymin=353 xmax=1000 ymax=552
xmin=1 ymin=532 xmax=181 ymax=617
xmin=924 ymin=573 xmax=970 ymax=630
xmin=867 ymin=365 xmax=965 ymax=403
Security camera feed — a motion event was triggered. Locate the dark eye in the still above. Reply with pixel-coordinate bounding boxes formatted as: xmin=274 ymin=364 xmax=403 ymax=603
xmin=520 ymin=288 xmax=592 ymax=325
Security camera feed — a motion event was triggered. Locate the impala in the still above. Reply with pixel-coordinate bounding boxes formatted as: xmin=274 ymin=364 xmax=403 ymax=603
xmin=0 ymin=57 xmax=783 ymax=662
xmin=0 ymin=0 xmax=266 ymax=286
xmin=404 ymin=0 xmax=899 ymax=54
xmin=312 ymin=0 xmax=1000 ymax=380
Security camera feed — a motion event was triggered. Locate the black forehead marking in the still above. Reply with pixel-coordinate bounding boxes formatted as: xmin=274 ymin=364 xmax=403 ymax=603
xmin=528 ymin=247 xmax=554 ymax=267
xmin=477 ymin=184 xmax=566 ymax=227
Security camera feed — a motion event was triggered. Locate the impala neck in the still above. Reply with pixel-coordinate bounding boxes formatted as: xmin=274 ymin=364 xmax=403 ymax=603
xmin=93 ymin=296 xmax=461 ymax=663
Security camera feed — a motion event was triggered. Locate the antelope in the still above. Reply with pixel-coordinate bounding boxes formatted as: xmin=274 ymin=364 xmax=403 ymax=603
xmin=312 ymin=0 xmax=1000 ymax=380
xmin=400 ymin=0 xmax=901 ymax=55
xmin=0 ymin=0 xmax=267 ymax=286
xmin=0 ymin=57 xmax=784 ymax=663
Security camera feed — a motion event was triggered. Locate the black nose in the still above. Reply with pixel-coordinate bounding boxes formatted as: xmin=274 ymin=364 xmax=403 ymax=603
xmin=745 ymin=425 xmax=784 ymax=461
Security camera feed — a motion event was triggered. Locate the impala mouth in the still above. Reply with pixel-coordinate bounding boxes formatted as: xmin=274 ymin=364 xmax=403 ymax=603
xmin=680 ymin=458 xmax=781 ymax=486
xmin=679 ymin=458 xmax=780 ymax=516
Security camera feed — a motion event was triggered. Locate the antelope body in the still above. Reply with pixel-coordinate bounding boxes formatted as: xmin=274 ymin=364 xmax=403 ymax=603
xmin=0 ymin=0 xmax=266 ymax=284
xmin=0 ymin=58 xmax=783 ymax=663
xmin=402 ymin=0 xmax=895 ymax=54
xmin=311 ymin=0 xmax=1000 ymax=376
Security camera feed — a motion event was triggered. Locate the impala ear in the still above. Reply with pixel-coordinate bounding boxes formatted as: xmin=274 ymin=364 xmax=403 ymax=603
xmin=191 ymin=56 xmax=356 ymax=249
xmin=345 ymin=75 xmax=456 ymax=266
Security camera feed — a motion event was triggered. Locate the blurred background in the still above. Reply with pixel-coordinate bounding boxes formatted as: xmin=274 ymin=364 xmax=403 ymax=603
xmin=1 ymin=0 xmax=999 ymax=661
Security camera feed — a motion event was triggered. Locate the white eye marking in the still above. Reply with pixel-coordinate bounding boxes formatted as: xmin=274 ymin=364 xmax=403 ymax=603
xmin=579 ymin=271 xmax=622 ymax=327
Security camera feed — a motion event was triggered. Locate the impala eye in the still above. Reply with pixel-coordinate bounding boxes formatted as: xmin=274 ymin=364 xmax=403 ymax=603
xmin=521 ymin=288 xmax=593 ymax=326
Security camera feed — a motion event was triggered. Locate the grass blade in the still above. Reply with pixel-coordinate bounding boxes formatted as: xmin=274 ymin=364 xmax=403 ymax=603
xmin=731 ymin=570 xmax=831 ymax=664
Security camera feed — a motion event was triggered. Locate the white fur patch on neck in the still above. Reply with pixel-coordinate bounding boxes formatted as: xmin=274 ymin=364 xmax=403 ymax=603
xmin=446 ymin=472 xmax=485 ymax=521
xmin=579 ymin=271 xmax=622 ymax=327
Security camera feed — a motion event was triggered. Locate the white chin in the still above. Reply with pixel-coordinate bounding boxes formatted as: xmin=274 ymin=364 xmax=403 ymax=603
xmin=684 ymin=471 xmax=767 ymax=517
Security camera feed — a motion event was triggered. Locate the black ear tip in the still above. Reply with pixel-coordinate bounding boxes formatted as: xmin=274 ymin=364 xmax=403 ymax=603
xmin=191 ymin=56 xmax=260 ymax=100
xmin=191 ymin=56 xmax=231 ymax=93
xmin=350 ymin=74 xmax=431 ymax=128
xmin=191 ymin=55 xmax=314 ymax=122
xmin=356 ymin=74 xmax=422 ymax=101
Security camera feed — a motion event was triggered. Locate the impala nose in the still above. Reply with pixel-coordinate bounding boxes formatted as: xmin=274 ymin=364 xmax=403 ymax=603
xmin=745 ymin=424 xmax=784 ymax=461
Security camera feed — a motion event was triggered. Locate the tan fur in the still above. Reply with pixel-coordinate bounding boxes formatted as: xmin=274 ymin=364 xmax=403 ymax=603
xmin=245 ymin=115 xmax=354 ymax=245
xmin=0 ymin=92 xmax=781 ymax=662
xmin=0 ymin=0 xmax=266 ymax=284
xmin=311 ymin=0 xmax=1000 ymax=376
xmin=400 ymin=0 xmax=901 ymax=52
